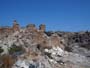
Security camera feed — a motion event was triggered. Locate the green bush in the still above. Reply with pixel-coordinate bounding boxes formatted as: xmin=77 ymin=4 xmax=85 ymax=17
xmin=0 ymin=47 xmax=3 ymax=53
xmin=9 ymin=44 xmax=24 ymax=54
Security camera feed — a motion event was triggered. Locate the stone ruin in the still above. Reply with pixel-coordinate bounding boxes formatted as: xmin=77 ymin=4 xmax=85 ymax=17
xmin=0 ymin=20 xmax=46 ymax=34
xmin=0 ymin=20 xmax=65 ymax=50
xmin=13 ymin=20 xmax=20 ymax=32
xmin=25 ymin=23 xmax=65 ymax=49
xmin=39 ymin=24 xmax=46 ymax=32
xmin=0 ymin=20 xmax=20 ymax=34
xmin=0 ymin=21 xmax=90 ymax=68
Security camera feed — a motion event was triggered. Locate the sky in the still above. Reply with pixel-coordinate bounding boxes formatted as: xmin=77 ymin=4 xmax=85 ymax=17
xmin=0 ymin=0 xmax=90 ymax=32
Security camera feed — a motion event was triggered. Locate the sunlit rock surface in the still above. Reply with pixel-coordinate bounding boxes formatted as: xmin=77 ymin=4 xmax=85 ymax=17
xmin=0 ymin=22 xmax=90 ymax=68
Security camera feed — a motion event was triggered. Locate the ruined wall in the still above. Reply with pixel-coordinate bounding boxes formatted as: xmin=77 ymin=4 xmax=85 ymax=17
xmin=0 ymin=22 xmax=65 ymax=50
xmin=39 ymin=24 xmax=45 ymax=32
xmin=0 ymin=28 xmax=2 ymax=33
xmin=0 ymin=27 xmax=12 ymax=34
xmin=24 ymin=24 xmax=65 ymax=49
xmin=12 ymin=20 xmax=20 ymax=32
xmin=50 ymin=34 xmax=64 ymax=49
xmin=26 ymin=24 xmax=37 ymax=33
xmin=0 ymin=20 xmax=20 ymax=34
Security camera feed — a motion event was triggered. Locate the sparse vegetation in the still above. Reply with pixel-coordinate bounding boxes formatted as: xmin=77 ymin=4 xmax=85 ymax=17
xmin=65 ymin=46 xmax=73 ymax=52
xmin=0 ymin=47 xmax=3 ymax=54
xmin=1 ymin=54 xmax=15 ymax=68
xmin=9 ymin=44 xmax=24 ymax=54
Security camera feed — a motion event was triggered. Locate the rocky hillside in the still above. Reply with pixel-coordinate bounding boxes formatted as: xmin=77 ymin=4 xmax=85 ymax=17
xmin=0 ymin=21 xmax=90 ymax=68
xmin=45 ymin=31 xmax=90 ymax=56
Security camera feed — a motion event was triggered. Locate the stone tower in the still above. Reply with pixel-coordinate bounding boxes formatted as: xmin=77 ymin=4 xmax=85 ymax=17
xmin=13 ymin=20 xmax=20 ymax=32
xmin=26 ymin=24 xmax=36 ymax=32
xmin=0 ymin=27 xmax=2 ymax=33
xmin=39 ymin=24 xmax=45 ymax=32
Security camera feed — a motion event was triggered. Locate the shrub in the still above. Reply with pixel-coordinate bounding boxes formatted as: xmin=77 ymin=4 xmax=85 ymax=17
xmin=1 ymin=54 xmax=15 ymax=68
xmin=0 ymin=47 xmax=3 ymax=54
xmin=9 ymin=44 xmax=24 ymax=54
xmin=64 ymin=46 xmax=73 ymax=52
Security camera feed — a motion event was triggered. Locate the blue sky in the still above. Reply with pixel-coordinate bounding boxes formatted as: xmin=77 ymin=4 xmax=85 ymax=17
xmin=0 ymin=0 xmax=90 ymax=31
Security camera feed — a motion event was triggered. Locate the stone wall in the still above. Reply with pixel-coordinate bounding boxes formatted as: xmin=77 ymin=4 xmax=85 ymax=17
xmin=39 ymin=24 xmax=45 ymax=32
xmin=0 ymin=22 xmax=65 ymax=50
xmin=26 ymin=24 xmax=36 ymax=32
xmin=0 ymin=20 xmax=20 ymax=34
xmin=0 ymin=27 xmax=12 ymax=34
xmin=12 ymin=20 xmax=20 ymax=32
